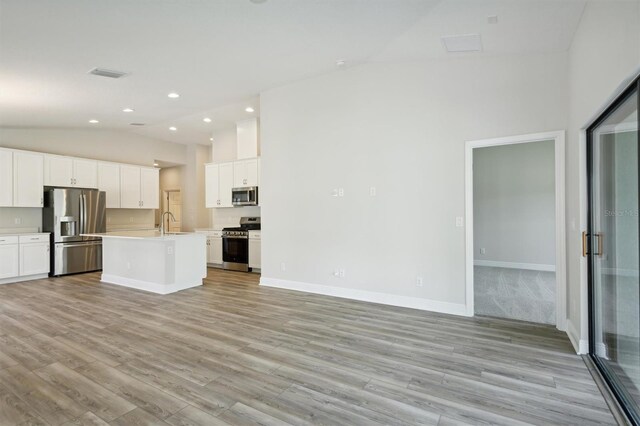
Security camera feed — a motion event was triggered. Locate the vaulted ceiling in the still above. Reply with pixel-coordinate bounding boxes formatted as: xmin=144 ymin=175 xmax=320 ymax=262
xmin=0 ymin=0 xmax=586 ymax=145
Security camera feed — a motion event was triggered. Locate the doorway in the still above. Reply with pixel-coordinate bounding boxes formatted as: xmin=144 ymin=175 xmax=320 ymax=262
xmin=465 ymin=131 xmax=567 ymax=329
xmin=587 ymin=77 xmax=640 ymax=422
xmin=163 ymin=190 xmax=182 ymax=233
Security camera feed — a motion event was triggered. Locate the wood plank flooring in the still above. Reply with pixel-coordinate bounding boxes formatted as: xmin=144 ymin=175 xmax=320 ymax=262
xmin=0 ymin=269 xmax=615 ymax=425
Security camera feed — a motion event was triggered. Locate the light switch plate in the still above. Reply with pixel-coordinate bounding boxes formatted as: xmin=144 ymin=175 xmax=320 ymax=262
xmin=455 ymin=217 xmax=464 ymax=227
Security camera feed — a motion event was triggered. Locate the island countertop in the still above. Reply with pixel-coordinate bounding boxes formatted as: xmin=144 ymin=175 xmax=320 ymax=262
xmin=81 ymin=230 xmax=200 ymax=240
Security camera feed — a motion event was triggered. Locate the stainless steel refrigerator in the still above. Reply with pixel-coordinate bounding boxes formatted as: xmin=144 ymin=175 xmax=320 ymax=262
xmin=43 ymin=187 xmax=106 ymax=276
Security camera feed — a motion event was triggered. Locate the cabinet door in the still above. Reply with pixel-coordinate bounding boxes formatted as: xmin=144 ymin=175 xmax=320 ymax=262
xmin=211 ymin=237 xmax=222 ymax=264
xmin=73 ymin=158 xmax=98 ymax=188
xmin=44 ymin=155 xmax=74 ymax=187
xmin=249 ymin=239 xmax=261 ymax=269
xmin=14 ymin=151 xmax=44 ymax=207
xmin=0 ymin=150 xmax=13 ymax=207
xmin=245 ymin=159 xmax=258 ymax=187
xmin=120 ymin=165 xmax=141 ymax=209
xmin=218 ymin=163 xmax=234 ymax=208
xmin=97 ymin=162 xmax=121 ymax=208
xmin=0 ymin=244 xmax=19 ymax=279
xmin=19 ymin=243 xmax=49 ymax=276
xmin=233 ymin=160 xmax=248 ymax=187
xmin=140 ymin=167 xmax=159 ymax=209
xmin=205 ymin=164 xmax=219 ymax=208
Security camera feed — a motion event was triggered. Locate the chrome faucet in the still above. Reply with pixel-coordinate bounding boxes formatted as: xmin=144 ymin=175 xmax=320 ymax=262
xmin=160 ymin=211 xmax=176 ymax=235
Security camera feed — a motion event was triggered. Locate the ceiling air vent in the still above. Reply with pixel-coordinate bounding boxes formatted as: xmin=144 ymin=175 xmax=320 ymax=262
xmin=441 ymin=34 xmax=483 ymax=53
xmin=129 ymin=123 xmax=145 ymax=126
xmin=88 ymin=68 xmax=129 ymax=79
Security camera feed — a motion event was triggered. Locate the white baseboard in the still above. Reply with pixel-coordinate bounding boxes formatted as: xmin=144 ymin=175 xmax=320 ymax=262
xmin=259 ymin=277 xmax=469 ymax=317
xmin=0 ymin=273 xmax=49 ymax=285
xmin=474 ymin=260 xmax=555 ymax=272
xmin=101 ymin=274 xmax=202 ymax=295
xmin=566 ymin=318 xmax=589 ymax=354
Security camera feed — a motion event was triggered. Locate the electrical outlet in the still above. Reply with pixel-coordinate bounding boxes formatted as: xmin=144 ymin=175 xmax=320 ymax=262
xmin=129 ymin=217 xmax=134 ymax=223
xmin=416 ymin=276 xmax=423 ymax=287
xmin=339 ymin=269 xmax=345 ymax=278
xmin=480 ymin=248 xmax=486 ymax=255
xmin=369 ymin=187 xmax=377 ymax=196
xmin=14 ymin=217 xmax=21 ymax=225
xmin=338 ymin=188 xmax=344 ymax=197
xmin=455 ymin=217 xmax=464 ymax=227
xmin=280 ymin=262 xmax=286 ymax=272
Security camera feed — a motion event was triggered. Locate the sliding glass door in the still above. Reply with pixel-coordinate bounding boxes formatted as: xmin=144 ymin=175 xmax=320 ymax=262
xmin=588 ymin=78 xmax=640 ymax=422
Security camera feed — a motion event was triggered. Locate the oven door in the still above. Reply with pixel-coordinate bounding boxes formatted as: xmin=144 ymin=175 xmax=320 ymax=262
xmin=222 ymin=235 xmax=249 ymax=271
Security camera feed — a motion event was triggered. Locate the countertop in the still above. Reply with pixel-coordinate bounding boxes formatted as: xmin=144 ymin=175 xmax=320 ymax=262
xmin=81 ymin=230 xmax=203 ymax=240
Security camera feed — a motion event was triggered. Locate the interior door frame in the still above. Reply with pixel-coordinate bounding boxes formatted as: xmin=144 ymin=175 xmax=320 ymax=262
xmin=464 ymin=130 xmax=567 ymax=330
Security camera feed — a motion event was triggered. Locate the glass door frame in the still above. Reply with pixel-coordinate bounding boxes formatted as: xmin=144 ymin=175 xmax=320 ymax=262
xmin=587 ymin=76 xmax=640 ymax=424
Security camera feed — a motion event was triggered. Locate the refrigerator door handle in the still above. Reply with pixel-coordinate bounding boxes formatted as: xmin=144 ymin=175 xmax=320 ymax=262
xmin=79 ymin=194 xmax=84 ymax=235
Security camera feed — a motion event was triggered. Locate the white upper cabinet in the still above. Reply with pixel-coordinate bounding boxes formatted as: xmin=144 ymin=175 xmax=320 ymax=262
xmin=205 ymin=158 xmax=260 ymax=209
xmin=205 ymin=164 xmax=220 ymax=208
xmin=73 ymin=158 xmax=98 ymax=188
xmin=0 ymin=149 xmax=13 ymax=207
xmin=44 ymin=155 xmax=97 ymax=188
xmin=205 ymin=162 xmax=234 ymax=208
xmin=13 ymin=151 xmax=43 ymax=207
xmin=140 ymin=167 xmax=159 ymax=209
xmin=44 ymin=155 xmax=73 ymax=187
xmin=97 ymin=162 xmax=121 ymax=208
xmin=120 ymin=165 xmax=141 ymax=209
xmin=233 ymin=158 xmax=259 ymax=188
xmin=120 ymin=165 xmax=159 ymax=209
xmin=218 ymin=162 xmax=234 ymax=208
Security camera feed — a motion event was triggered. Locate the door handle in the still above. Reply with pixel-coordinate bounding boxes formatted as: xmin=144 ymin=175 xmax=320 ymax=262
xmin=582 ymin=231 xmax=604 ymax=257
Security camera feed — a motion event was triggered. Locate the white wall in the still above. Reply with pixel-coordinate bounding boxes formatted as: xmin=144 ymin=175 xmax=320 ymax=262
xmin=474 ymin=140 xmax=555 ymax=267
xmin=260 ymin=51 xmax=568 ymax=311
xmin=566 ymin=1 xmax=640 ymax=345
xmin=0 ymin=128 xmax=186 ymax=166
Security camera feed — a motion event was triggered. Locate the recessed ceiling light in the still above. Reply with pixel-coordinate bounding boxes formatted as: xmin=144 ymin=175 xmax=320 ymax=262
xmin=487 ymin=15 xmax=498 ymax=24
xmin=336 ymin=59 xmax=346 ymax=68
xmin=245 ymin=107 xmax=255 ymax=113
xmin=210 ymin=137 xmax=214 ymax=141
xmin=153 ymin=162 xmax=159 ymax=167
xmin=168 ymin=92 xmax=180 ymax=99
xmin=169 ymin=126 xmax=177 ymax=131
xmin=89 ymin=119 xmax=99 ymax=124
xmin=122 ymin=108 xmax=134 ymax=112
xmin=203 ymin=117 xmax=212 ymax=123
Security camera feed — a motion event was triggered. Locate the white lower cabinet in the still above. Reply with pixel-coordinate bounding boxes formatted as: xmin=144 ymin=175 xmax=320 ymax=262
xmin=198 ymin=231 xmax=223 ymax=266
xmin=207 ymin=236 xmax=223 ymax=265
xmin=0 ymin=234 xmax=50 ymax=284
xmin=0 ymin=237 xmax=19 ymax=279
xmin=249 ymin=230 xmax=261 ymax=270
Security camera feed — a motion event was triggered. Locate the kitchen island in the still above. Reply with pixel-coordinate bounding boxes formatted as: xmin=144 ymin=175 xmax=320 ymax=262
xmin=81 ymin=230 xmax=206 ymax=294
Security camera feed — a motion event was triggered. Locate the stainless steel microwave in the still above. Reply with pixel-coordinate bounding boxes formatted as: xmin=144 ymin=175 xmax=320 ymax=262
xmin=232 ymin=186 xmax=258 ymax=206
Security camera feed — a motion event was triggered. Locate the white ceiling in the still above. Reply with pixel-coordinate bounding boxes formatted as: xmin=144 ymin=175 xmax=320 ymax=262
xmin=0 ymin=0 xmax=586 ymax=145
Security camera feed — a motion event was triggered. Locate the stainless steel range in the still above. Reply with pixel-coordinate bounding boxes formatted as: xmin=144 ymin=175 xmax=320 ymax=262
xmin=222 ymin=217 xmax=260 ymax=272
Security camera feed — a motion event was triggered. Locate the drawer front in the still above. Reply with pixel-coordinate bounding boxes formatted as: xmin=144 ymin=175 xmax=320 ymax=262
xmin=0 ymin=236 xmax=19 ymax=245
xmin=19 ymin=234 xmax=50 ymax=244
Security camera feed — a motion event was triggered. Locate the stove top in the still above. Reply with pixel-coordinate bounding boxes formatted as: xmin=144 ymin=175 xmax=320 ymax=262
xmin=222 ymin=217 xmax=260 ymax=237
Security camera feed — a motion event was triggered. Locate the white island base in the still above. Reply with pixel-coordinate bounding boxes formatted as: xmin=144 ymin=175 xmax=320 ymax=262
xmin=86 ymin=231 xmax=207 ymax=295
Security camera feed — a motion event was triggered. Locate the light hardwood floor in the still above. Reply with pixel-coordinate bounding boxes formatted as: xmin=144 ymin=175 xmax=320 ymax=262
xmin=0 ymin=269 xmax=615 ymax=425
